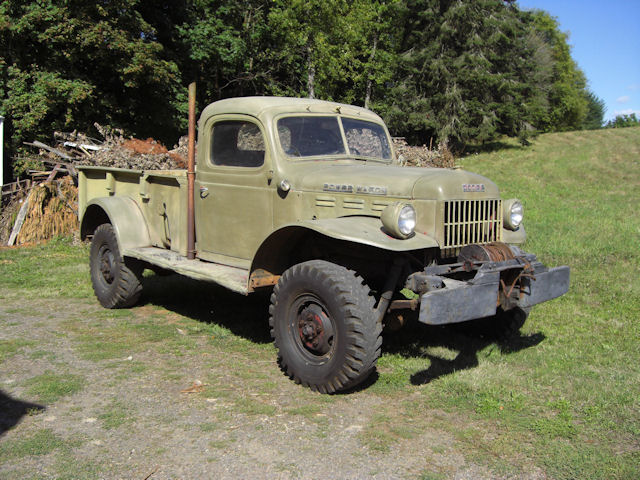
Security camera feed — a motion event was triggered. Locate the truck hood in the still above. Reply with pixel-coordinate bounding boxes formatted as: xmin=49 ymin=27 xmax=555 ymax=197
xmin=291 ymin=163 xmax=499 ymax=200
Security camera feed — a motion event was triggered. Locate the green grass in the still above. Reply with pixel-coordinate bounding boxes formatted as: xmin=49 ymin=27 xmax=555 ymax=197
xmin=0 ymin=127 xmax=638 ymax=479
xmin=0 ymin=236 xmax=92 ymax=300
xmin=98 ymin=400 xmax=135 ymax=430
xmin=447 ymin=127 xmax=639 ymax=478
xmin=0 ymin=339 xmax=35 ymax=363
xmin=24 ymin=371 xmax=85 ymax=404
xmin=0 ymin=429 xmax=66 ymax=461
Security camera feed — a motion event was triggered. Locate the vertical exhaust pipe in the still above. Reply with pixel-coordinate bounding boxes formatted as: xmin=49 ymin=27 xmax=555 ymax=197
xmin=187 ymin=82 xmax=196 ymax=260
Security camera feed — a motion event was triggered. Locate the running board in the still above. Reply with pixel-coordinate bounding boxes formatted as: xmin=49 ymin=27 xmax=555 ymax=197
xmin=124 ymin=247 xmax=249 ymax=295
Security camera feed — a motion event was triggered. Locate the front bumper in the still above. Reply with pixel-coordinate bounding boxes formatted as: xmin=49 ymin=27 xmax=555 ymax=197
xmin=415 ymin=254 xmax=570 ymax=325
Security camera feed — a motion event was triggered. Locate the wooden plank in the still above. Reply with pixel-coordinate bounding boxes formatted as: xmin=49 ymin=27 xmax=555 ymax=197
xmin=7 ymin=188 xmax=34 ymax=246
xmin=45 ymin=164 xmax=61 ymax=183
xmin=24 ymin=141 xmax=73 ymax=160
xmin=1 ymin=179 xmax=31 ymax=196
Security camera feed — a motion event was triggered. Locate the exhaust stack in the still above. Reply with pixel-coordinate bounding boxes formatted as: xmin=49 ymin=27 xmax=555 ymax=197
xmin=187 ymin=82 xmax=196 ymax=260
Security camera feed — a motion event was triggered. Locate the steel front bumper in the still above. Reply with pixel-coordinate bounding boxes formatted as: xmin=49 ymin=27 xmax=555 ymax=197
xmin=416 ymin=257 xmax=570 ymax=325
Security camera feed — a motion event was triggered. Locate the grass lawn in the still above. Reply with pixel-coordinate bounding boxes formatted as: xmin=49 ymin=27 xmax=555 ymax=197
xmin=0 ymin=127 xmax=638 ymax=479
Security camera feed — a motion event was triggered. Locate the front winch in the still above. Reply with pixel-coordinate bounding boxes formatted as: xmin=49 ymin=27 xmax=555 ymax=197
xmin=458 ymin=242 xmax=516 ymax=263
xmin=394 ymin=244 xmax=570 ymax=325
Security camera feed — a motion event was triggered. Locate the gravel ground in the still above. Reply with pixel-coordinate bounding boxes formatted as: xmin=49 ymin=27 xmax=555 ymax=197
xmin=0 ymin=290 xmax=545 ymax=480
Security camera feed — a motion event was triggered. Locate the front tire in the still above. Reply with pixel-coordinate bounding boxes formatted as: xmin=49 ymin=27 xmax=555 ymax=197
xmin=90 ymin=224 xmax=143 ymax=309
xmin=269 ymin=260 xmax=381 ymax=393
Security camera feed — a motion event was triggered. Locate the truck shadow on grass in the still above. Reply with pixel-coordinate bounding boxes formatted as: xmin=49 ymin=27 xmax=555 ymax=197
xmin=0 ymin=390 xmax=44 ymax=437
xmin=138 ymin=273 xmax=545 ymax=387
xmin=139 ymin=272 xmax=273 ymax=344
xmin=383 ymin=309 xmax=546 ymax=385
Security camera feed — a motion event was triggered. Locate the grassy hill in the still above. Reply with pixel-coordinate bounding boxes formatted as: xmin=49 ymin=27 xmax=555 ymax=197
xmin=439 ymin=127 xmax=639 ymax=477
xmin=376 ymin=126 xmax=640 ymax=478
xmin=1 ymin=127 xmax=638 ymax=479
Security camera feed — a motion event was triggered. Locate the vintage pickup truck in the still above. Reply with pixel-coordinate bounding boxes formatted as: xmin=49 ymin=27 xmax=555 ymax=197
xmin=79 ymin=96 xmax=569 ymax=393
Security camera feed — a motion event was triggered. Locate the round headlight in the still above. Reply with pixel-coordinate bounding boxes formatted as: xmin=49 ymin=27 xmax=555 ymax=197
xmin=381 ymin=203 xmax=416 ymax=239
xmin=398 ymin=205 xmax=416 ymax=235
xmin=503 ymin=199 xmax=523 ymax=230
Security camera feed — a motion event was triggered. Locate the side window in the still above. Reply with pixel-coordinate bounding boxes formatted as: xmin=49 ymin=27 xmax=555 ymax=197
xmin=210 ymin=120 xmax=265 ymax=167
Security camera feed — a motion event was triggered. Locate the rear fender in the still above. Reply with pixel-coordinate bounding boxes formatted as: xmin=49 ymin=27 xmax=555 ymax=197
xmin=80 ymin=197 xmax=151 ymax=257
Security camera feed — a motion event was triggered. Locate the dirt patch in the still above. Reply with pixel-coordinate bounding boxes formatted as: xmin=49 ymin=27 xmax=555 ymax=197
xmin=0 ymin=287 xmax=544 ymax=480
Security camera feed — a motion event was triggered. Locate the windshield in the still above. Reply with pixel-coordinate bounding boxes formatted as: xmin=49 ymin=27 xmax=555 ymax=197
xmin=342 ymin=118 xmax=391 ymax=160
xmin=277 ymin=115 xmax=392 ymax=161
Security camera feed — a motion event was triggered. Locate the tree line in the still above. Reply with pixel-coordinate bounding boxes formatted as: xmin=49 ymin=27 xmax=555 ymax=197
xmin=1 ymin=0 xmax=608 ymax=176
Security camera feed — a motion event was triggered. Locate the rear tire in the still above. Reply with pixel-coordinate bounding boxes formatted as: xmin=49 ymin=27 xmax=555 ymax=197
xmin=90 ymin=224 xmax=142 ymax=309
xmin=269 ymin=260 xmax=381 ymax=393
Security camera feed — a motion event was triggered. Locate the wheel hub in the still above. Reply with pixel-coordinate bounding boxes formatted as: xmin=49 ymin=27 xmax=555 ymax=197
xmin=99 ymin=246 xmax=115 ymax=284
xmin=297 ymin=304 xmax=334 ymax=355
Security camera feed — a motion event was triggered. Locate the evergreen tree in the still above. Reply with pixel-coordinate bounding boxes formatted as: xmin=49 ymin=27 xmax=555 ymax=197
xmin=382 ymin=0 xmax=538 ymax=149
xmin=526 ymin=10 xmax=588 ymax=132
xmin=581 ymin=90 xmax=605 ymax=130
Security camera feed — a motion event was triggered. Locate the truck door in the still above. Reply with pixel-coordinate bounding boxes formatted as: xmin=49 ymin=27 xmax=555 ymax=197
xmin=194 ymin=115 xmax=273 ymax=267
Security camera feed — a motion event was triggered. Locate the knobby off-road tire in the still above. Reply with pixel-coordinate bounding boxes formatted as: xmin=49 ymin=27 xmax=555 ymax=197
xmin=269 ymin=260 xmax=381 ymax=394
xmin=90 ymin=224 xmax=143 ymax=309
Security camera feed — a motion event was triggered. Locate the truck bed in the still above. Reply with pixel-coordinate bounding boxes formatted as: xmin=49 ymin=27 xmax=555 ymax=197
xmin=78 ymin=166 xmax=190 ymax=256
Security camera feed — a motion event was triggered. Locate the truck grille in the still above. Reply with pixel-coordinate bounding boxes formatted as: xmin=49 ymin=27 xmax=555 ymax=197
xmin=441 ymin=199 xmax=502 ymax=257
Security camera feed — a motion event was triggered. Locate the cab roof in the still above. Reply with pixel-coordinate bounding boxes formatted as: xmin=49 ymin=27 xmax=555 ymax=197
xmin=198 ymin=96 xmax=384 ymax=127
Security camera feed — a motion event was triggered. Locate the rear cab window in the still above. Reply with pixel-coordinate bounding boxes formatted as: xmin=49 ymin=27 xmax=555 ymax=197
xmin=210 ymin=120 xmax=265 ymax=168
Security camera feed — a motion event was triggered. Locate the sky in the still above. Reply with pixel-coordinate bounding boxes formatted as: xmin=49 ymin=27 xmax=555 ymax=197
xmin=518 ymin=0 xmax=640 ymax=121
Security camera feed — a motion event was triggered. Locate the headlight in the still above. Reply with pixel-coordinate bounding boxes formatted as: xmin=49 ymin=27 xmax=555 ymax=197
xmin=381 ymin=203 xmax=416 ymax=239
xmin=503 ymin=198 xmax=523 ymax=230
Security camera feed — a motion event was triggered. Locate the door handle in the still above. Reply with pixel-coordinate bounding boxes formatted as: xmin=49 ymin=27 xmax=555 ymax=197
xmin=199 ymin=186 xmax=209 ymax=199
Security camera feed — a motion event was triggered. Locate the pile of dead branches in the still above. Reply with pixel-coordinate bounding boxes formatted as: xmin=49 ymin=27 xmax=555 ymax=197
xmin=1 ymin=126 xmax=191 ymax=246
xmin=0 ymin=177 xmax=77 ymax=246
xmin=392 ymin=138 xmax=456 ymax=168
xmin=62 ymin=124 xmax=187 ymax=170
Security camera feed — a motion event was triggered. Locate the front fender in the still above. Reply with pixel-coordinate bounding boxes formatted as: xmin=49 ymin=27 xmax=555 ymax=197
xmin=81 ymin=197 xmax=151 ymax=255
xmin=283 ymin=216 xmax=439 ymax=252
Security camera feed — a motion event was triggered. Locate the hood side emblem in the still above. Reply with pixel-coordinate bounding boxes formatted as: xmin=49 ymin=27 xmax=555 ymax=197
xmin=462 ymin=184 xmax=485 ymax=193
xmin=323 ymin=183 xmax=387 ymax=195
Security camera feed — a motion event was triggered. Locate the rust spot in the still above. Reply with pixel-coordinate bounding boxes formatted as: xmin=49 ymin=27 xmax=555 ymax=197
xmin=249 ymin=269 xmax=281 ymax=290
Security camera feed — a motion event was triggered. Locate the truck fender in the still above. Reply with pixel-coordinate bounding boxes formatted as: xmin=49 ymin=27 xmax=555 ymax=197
xmin=251 ymin=216 xmax=439 ymax=276
xmin=80 ymin=197 xmax=151 ymax=257
xmin=294 ymin=217 xmax=439 ymax=251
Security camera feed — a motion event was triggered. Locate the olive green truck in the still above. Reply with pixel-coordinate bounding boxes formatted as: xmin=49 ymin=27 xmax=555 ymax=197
xmin=78 ymin=97 xmax=569 ymax=393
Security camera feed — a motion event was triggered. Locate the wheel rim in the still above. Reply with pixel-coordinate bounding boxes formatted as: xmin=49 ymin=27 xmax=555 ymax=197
xmin=98 ymin=244 xmax=116 ymax=285
xmin=293 ymin=296 xmax=335 ymax=359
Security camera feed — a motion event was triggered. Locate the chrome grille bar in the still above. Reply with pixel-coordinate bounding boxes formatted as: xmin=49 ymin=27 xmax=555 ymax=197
xmin=442 ymin=199 xmax=502 ymax=257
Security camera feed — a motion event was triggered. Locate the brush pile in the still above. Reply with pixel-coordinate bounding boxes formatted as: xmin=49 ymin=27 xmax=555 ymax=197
xmin=1 ymin=126 xmax=188 ymax=246
xmin=72 ymin=125 xmax=187 ymax=170
xmin=392 ymin=138 xmax=456 ymax=168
